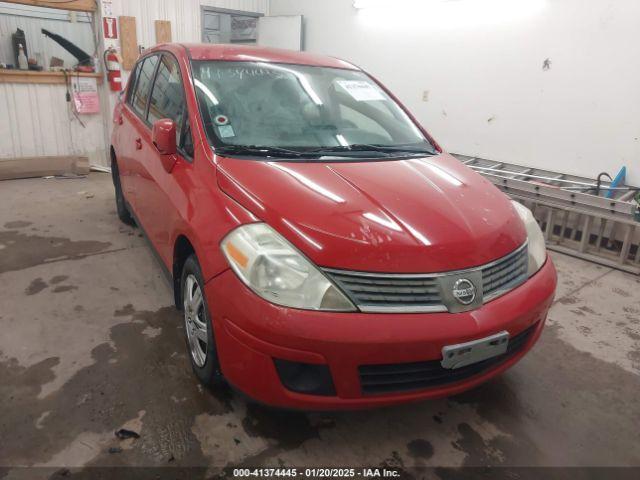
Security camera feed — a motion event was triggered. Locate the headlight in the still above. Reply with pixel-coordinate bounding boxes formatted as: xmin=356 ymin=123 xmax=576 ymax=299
xmin=512 ymin=201 xmax=547 ymax=276
xmin=221 ymin=223 xmax=356 ymax=311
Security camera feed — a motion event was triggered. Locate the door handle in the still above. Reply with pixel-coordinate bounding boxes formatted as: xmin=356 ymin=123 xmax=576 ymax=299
xmin=135 ymin=138 xmax=142 ymax=150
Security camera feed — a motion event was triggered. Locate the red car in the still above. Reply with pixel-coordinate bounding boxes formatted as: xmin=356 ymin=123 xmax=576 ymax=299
xmin=111 ymin=43 xmax=556 ymax=409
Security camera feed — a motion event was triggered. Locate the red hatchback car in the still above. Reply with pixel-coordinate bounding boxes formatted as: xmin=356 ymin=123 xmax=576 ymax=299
xmin=111 ymin=43 xmax=557 ymax=409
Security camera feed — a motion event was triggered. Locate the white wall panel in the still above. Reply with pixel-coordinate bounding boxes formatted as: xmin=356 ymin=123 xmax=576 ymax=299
xmin=0 ymin=82 xmax=106 ymax=165
xmin=271 ymin=0 xmax=640 ymax=185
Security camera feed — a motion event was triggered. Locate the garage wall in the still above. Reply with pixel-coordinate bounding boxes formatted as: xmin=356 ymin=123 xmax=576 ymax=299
xmin=270 ymin=0 xmax=640 ymax=185
xmin=0 ymin=82 xmax=106 ymax=164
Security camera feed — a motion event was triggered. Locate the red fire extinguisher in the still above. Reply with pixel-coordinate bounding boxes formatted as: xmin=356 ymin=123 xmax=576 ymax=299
xmin=103 ymin=47 xmax=122 ymax=92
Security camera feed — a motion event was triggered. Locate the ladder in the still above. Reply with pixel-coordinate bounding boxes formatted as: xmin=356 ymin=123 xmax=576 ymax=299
xmin=454 ymin=154 xmax=640 ymax=275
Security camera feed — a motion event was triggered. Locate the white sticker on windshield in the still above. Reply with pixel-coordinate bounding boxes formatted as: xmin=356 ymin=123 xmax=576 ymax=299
xmin=337 ymin=80 xmax=385 ymax=102
xmin=218 ymin=124 xmax=235 ymax=138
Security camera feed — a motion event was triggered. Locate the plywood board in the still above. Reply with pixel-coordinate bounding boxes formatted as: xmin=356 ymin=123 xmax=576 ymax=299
xmin=119 ymin=16 xmax=139 ymax=71
xmin=155 ymin=20 xmax=172 ymax=44
xmin=0 ymin=156 xmax=89 ymax=181
xmin=2 ymin=0 xmax=96 ymax=12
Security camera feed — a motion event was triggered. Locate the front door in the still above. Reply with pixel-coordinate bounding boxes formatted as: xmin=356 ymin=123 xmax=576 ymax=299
xmin=134 ymin=53 xmax=192 ymax=266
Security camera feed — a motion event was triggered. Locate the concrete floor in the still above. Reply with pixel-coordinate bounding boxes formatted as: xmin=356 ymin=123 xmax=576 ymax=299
xmin=1 ymin=173 xmax=639 ymax=476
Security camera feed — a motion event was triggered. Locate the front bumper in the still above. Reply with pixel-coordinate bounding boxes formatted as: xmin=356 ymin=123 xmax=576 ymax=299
xmin=205 ymin=258 xmax=557 ymax=410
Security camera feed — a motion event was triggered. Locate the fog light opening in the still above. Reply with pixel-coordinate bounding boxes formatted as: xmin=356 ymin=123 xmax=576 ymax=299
xmin=273 ymin=359 xmax=336 ymax=396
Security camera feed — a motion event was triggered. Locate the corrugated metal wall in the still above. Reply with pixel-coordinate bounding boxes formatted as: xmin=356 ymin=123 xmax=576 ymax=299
xmin=0 ymin=82 xmax=106 ymax=163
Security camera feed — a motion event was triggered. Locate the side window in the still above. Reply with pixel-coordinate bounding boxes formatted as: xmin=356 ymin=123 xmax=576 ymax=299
xmin=125 ymin=61 xmax=142 ymax=105
xmin=131 ymin=55 xmax=159 ymax=118
xmin=148 ymin=55 xmax=185 ymax=144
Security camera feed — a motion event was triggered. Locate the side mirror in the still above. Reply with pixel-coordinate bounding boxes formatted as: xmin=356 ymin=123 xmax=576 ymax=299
xmin=152 ymin=119 xmax=177 ymax=173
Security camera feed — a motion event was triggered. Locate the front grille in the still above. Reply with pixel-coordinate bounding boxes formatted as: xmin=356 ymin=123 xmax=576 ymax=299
xmin=324 ymin=242 xmax=528 ymax=313
xmin=358 ymin=322 xmax=537 ymax=395
xmin=325 ymin=272 xmax=443 ymax=312
xmin=481 ymin=243 xmax=528 ymax=300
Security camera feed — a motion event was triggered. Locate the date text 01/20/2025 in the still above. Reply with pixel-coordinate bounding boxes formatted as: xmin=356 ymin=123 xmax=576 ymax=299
xmin=232 ymin=468 xmax=401 ymax=478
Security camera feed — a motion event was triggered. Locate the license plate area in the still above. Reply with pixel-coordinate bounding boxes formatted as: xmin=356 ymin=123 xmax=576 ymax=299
xmin=441 ymin=331 xmax=509 ymax=369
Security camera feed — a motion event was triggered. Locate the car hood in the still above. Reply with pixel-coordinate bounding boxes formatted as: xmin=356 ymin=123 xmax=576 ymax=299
xmin=217 ymin=153 xmax=527 ymax=273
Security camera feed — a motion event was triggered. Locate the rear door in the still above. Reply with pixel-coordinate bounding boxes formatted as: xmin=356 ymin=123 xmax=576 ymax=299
xmin=134 ymin=53 xmax=194 ymax=265
xmin=121 ymin=54 xmax=160 ymax=218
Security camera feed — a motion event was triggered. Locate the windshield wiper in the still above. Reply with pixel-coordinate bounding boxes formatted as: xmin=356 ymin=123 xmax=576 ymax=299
xmin=215 ymin=144 xmax=438 ymax=160
xmin=215 ymin=145 xmax=308 ymax=158
xmin=304 ymin=144 xmax=438 ymax=156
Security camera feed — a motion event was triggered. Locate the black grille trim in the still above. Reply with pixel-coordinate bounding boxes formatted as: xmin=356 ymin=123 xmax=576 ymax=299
xmin=482 ymin=244 xmax=528 ymax=300
xmin=358 ymin=322 xmax=537 ymax=395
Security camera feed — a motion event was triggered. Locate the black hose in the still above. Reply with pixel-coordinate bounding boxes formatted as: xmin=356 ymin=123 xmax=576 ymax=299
xmin=596 ymin=172 xmax=612 ymax=196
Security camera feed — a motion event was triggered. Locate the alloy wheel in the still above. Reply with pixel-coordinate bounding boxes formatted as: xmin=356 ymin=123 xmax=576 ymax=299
xmin=183 ymin=274 xmax=208 ymax=368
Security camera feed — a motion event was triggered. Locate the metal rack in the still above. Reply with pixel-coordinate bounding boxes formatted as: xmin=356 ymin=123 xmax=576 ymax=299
xmin=454 ymin=154 xmax=640 ymax=275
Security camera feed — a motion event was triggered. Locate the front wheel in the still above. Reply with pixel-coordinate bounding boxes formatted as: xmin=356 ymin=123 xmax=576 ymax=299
xmin=181 ymin=254 xmax=223 ymax=387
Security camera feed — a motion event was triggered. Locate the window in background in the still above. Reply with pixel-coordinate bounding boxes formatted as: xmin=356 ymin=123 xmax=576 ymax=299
xmin=201 ymin=7 xmax=261 ymax=45
xmin=230 ymin=16 xmax=258 ymax=44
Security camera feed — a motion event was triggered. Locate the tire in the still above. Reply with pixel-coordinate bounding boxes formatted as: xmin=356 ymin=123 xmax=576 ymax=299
xmin=111 ymin=158 xmax=135 ymax=226
xmin=181 ymin=254 xmax=224 ymax=387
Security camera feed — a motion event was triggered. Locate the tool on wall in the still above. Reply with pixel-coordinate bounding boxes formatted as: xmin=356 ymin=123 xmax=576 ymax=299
xmin=41 ymin=28 xmax=94 ymax=71
xmin=17 ymin=44 xmax=28 ymax=70
xmin=11 ymin=28 xmax=28 ymax=69
xmin=103 ymin=47 xmax=122 ymax=92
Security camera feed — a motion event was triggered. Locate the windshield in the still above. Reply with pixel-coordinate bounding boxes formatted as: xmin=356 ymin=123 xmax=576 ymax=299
xmin=191 ymin=60 xmax=436 ymax=158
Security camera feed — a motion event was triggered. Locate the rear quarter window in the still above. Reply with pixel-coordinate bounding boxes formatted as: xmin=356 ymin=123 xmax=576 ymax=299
xmin=125 ymin=61 xmax=142 ymax=105
xmin=130 ymin=55 xmax=159 ymax=119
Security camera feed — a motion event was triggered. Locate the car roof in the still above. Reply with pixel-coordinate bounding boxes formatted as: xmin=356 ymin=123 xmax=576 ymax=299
xmin=148 ymin=43 xmax=360 ymax=70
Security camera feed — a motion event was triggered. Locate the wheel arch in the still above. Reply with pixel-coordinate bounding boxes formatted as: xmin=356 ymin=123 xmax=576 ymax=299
xmin=173 ymin=234 xmax=196 ymax=309
xmin=110 ymin=145 xmax=118 ymax=167
xmin=110 ymin=146 xmax=117 ymax=176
